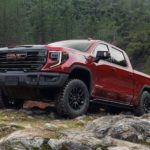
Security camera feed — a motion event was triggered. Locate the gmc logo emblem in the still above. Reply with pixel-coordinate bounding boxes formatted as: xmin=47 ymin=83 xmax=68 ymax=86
xmin=6 ymin=53 xmax=27 ymax=60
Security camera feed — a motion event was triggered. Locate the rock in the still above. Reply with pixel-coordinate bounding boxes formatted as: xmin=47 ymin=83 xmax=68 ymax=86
xmin=48 ymin=139 xmax=92 ymax=150
xmin=108 ymin=146 xmax=130 ymax=150
xmin=23 ymin=101 xmax=51 ymax=109
xmin=96 ymin=148 xmax=102 ymax=150
xmin=76 ymin=119 xmax=87 ymax=126
xmin=61 ymin=129 xmax=106 ymax=149
xmin=106 ymin=138 xmax=150 ymax=150
xmin=45 ymin=123 xmax=58 ymax=130
xmin=131 ymin=120 xmax=150 ymax=141
xmin=60 ymin=141 xmax=92 ymax=150
xmin=0 ymin=123 xmax=23 ymax=139
xmin=101 ymin=136 xmax=115 ymax=147
xmin=0 ymin=129 xmax=57 ymax=150
xmin=0 ymin=110 xmax=150 ymax=150
xmin=75 ymin=115 xmax=87 ymax=125
xmin=86 ymin=115 xmax=121 ymax=132
xmin=111 ymin=122 xmax=138 ymax=142
xmin=9 ymin=123 xmax=24 ymax=129
xmin=48 ymin=139 xmax=65 ymax=150
xmin=75 ymin=115 xmax=86 ymax=121
xmin=57 ymin=124 xmax=68 ymax=129
xmin=27 ymin=115 xmax=34 ymax=119
xmin=86 ymin=114 xmax=150 ymax=145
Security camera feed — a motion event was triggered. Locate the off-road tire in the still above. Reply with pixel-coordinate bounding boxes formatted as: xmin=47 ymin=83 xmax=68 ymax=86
xmin=0 ymin=90 xmax=24 ymax=109
xmin=134 ymin=91 xmax=150 ymax=116
xmin=55 ymin=79 xmax=89 ymax=118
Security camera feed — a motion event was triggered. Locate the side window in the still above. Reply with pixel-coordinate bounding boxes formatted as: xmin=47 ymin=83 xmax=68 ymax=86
xmin=110 ymin=47 xmax=127 ymax=67
xmin=93 ymin=44 xmax=109 ymax=57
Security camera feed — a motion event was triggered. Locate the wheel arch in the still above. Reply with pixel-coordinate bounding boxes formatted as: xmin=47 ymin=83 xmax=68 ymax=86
xmin=137 ymin=85 xmax=150 ymax=104
xmin=141 ymin=85 xmax=150 ymax=95
xmin=69 ymin=65 xmax=92 ymax=93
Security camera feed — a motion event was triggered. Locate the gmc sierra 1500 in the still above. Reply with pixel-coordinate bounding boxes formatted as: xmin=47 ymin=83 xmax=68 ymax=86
xmin=0 ymin=40 xmax=150 ymax=118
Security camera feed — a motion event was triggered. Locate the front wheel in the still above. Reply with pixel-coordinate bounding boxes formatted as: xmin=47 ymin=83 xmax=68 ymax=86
xmin=134 ymin=91 xmax=150 ymax=116
xmin=56 ymin=79 xmax=89 ymax=118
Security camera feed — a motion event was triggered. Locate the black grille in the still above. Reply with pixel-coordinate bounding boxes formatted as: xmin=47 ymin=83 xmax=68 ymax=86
xmin=0 ymin=49 xmax=47 ymax=72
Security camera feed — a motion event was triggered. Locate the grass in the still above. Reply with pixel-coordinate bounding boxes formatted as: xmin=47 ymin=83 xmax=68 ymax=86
xmin=0 ymin=109 xmax=99 ymax=142
xmin=137 ymin=139 xmax=150 ymax=147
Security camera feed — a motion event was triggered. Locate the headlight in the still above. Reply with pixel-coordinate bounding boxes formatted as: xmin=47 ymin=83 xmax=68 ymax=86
xmin=48 ymin=51 xmax=68 ymax=68
xmin=50 ymin=52 xmax=60 ymax=61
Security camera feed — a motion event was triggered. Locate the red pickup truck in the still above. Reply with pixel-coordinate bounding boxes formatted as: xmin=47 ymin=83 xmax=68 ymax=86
xmin=0 ymin=40 xmax=150 ymax=118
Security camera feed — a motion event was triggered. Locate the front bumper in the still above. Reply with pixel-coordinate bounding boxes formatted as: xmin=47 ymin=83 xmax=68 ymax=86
xmin=0 ymin=71 xmax=69 ymax=88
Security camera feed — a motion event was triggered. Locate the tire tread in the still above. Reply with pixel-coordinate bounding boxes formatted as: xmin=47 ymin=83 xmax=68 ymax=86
xmin=56 ymin=79 xmax=89 ymax=118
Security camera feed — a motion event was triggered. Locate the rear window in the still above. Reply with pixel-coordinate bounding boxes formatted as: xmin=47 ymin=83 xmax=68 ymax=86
xmin=49 ymin=40 xmax=93 ymax=52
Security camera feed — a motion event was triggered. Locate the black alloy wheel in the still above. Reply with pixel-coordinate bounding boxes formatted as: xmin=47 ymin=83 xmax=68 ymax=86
xmin=68 ymin=86 xmax=85 ymax=111
xmin=56 ymin=79 xmax=89 ymax=118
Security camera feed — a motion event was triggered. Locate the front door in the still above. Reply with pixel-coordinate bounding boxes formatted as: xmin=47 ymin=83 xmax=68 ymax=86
xmin=92 ymin=44 xmax=134 ymax=104
xmin=92 ymin=43 xmax=118 ymax=101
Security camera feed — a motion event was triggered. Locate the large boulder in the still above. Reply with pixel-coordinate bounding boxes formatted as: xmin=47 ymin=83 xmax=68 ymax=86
xmin=86 ymin=114 xmax=150 ymax=144
xmin=0 ymin=109 xmax=150 ymax=150
xmin=0 ymin=129 xmax=94 ymax=150
xmin=0 ymin=129 xmax=52 ymax=150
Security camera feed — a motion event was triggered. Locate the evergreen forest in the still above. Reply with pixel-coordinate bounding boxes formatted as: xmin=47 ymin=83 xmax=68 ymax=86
xmin=0 ymin=0 xmax=149 ymax=73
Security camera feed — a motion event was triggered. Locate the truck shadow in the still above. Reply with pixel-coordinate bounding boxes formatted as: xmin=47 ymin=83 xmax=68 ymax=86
xmin=20 ymin=105 xmax=133 ymax=119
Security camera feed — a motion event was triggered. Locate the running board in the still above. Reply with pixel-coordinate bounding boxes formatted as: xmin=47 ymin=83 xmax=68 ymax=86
xmin=90 ymin=99 xmax=134 ymax=110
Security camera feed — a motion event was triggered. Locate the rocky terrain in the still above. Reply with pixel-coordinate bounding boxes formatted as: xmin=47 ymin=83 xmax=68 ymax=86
xmin=0 ymin=105 xmax=150 ymax=150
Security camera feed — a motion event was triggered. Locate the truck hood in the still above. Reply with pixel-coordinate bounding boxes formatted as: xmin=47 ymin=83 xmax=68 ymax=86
xmin=0 ymin=45 xmax=46 ymax=51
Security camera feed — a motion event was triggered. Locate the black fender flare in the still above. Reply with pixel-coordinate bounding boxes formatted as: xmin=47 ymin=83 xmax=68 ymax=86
xmin=69 ymin=65 xmax=92 ymax=92
xmin=69 ymin=65 xmax=91 ymax=74
xmin=137 ymin=85 xmax=150 ymax=104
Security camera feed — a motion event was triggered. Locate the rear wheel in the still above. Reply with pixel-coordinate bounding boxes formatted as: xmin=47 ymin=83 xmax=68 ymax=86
xmin=55 ymin=79 xmax=89 ymax=118
xmin=0 ymin=90 xmax=24 ymax=109
xmin=134 ymin=91 xmax=150 ymax=116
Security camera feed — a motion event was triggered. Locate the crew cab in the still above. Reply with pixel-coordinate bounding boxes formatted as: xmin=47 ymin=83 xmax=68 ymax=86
xmin=0 ymin=40 xmax=150 ymax=118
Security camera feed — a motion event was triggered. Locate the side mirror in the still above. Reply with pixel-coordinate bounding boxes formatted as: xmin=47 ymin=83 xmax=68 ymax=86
xmin=94 ymin=51 xmax=110 ymax=62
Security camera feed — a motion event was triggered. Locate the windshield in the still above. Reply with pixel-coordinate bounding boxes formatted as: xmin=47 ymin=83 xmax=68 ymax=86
xmin=49 ymin=40 xmax=94 ymax=52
